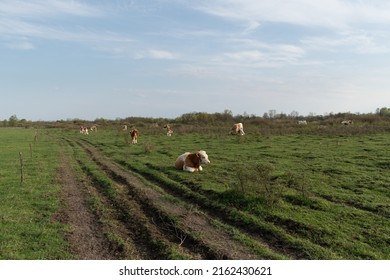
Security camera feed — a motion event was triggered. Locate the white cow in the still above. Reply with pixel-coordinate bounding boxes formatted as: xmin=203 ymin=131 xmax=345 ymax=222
xmin=341 ymin=120 xmax=353 ymax=125
xmin=230 ymin=123 xmax=245 ymax=135
xmin=175 ymin=150 xmax=210 ymax=172
xmin=298 ymin=120 xmax=307 ymax=125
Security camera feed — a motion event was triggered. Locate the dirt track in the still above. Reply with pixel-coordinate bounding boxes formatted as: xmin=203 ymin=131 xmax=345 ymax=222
xmin=56 ymin=138 xmax=265 ymax=260
xmin=56 ymin=153 xmax=115 ymax=259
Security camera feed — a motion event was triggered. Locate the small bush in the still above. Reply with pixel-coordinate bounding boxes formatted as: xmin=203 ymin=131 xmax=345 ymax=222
xmin=232 ymin=163 xmax=284 ymax=207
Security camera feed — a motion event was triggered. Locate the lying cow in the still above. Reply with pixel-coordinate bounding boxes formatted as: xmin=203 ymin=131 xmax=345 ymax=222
xmin=230 ymin=123 xmax=245 ymax=135
xmin=341 ymin=120 xmax=353 ymax=125
xmin=175 ymin=150 xmax=210 ymax=172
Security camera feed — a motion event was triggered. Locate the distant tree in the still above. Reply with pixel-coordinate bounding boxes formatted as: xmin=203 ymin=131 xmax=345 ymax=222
xmin=268 ymin=109 xmax=276 ymax=118
xmin=8 ymin=115 xmax=18 ymax=127
xmin=377 ymin=107 xmax=390 ymax=116
xmin=289 ymin=110 xmax=299 ymax=118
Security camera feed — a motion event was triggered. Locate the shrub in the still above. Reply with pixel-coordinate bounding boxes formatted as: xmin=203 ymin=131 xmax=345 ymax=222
xmin=232 ymin=163 xmax=284 ymax=207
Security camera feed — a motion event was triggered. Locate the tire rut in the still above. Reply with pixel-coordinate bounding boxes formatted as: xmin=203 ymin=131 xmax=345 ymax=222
xmin=56 ymin=152 xmax=122 ymax=259
xmin=70 ymin=138 xmax=270 ymax=259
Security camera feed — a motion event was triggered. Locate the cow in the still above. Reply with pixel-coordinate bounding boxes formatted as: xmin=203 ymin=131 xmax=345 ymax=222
xmin=164 ymin=124 xmax=173 ymax=136
xmin=341 ymin=120 xmax=353 ymax=125
xmin=122 ymin=125 xmax=128 ymax=131
xmin=130 ymin=128 xmax=139 ymax=144
xmin=175 ymin=150 xmax=210 ymax=172
xmin=230 ymin=123 xmax=245 ymax=135
xmin=90 ymin=125 xmax=98 ymax=132
xmin=298 ymin=120 xmax=307 ymax=125
xmin=79 ymin=126 xmax=89 ymax=135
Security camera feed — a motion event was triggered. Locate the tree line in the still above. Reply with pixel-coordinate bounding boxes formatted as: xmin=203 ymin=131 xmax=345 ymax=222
xmin=2 ymin=108 xmax=390 ymax=128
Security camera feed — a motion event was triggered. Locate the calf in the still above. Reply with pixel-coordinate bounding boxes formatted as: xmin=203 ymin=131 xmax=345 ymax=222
xmin=175 ymin=150 xmax=210 ymax=172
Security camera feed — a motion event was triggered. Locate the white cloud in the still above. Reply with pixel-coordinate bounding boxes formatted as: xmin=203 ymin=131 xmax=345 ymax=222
xmin=0 ymin=2 xmax=135 ymax=55
xmin=5 ymin=40 xmax=34 ymax=50
xmin=302 ymin=30 xmax=390 ymax=54
xmin=243 ymin=20 xmax=261 ymax=34
xmin=193 ymin=0 xmax=390 ymax=29
xmin=134 ymin=49 xmax=178 ymax=60
xmin=148 ymin=49 xmax=178 ymax=59
xmin=0 ymin=0 xmax=102 ymax=18
xmin=212 ymin=43 xmax=306 ymax=69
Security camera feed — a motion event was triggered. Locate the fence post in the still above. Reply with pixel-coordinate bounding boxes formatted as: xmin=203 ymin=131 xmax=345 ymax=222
xmin=19 ymin=152 xmax=24 ymax=184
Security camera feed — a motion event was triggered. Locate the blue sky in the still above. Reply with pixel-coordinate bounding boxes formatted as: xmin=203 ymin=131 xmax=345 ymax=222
xmin=1 ymin=0 xmax=390 ymax=121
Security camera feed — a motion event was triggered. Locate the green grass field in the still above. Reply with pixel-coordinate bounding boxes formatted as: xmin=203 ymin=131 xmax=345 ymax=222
xmin=0 ymin=128 xmax=71 ymax=259
xmin=1 ymin=125 xmax=390 ymax=259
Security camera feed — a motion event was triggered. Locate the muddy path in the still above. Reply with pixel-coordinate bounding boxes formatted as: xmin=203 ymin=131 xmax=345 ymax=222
xmin=58 ymin=138 xmax=269 ymax=259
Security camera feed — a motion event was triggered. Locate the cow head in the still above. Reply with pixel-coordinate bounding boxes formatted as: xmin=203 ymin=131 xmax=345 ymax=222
xmin=197 ymin=150 xmax=210 ymax=165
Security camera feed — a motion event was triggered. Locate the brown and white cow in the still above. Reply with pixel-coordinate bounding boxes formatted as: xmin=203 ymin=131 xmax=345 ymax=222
xmin=175 ymin=150 xmax=210 ymax=172
xmin=79 ymin=126 xmax=89 ymax=135
xmin=230 ymin=123 xmax=245 ymax=135
xmin=130 ymin=128 xmax=139 ymax=144
xmin=164 ymin=124 xmax=173 ymax=136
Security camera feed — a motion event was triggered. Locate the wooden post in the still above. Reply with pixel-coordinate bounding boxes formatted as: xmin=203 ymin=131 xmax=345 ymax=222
xmin=29 ymin=143 xmax=33 ymax=160
xmin=19 ymin=152 xmax=24 ymax=184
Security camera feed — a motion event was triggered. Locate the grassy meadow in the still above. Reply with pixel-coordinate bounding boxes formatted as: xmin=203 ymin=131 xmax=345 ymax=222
xmin=1 ymin=118 xmax=390 ymax=259
xmin=71 ymin=123 xmax=390 ymax=259
xmin=0 ymin=128 xmax=71 ymax=259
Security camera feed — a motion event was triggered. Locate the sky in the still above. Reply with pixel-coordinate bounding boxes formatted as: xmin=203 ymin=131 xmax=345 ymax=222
xmin=1 ymin=0 xmax=390 ymax=121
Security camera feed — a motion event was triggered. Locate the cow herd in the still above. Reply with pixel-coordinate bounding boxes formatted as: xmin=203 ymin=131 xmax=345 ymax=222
xmin=78 ymin=120 xmax=353 ymax=173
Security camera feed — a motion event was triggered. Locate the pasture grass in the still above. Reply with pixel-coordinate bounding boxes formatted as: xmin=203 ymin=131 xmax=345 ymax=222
xmin=0 ymin=128 xmax=71 ymax=259
xmin=74 ymin=127 xmax=390 ymax=259
xmin=2 ymin=125 xmax=390 ymax=259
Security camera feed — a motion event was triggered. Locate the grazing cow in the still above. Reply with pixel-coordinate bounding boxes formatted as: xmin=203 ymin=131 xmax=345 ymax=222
xmin=90 ymin=125 xmax=98 ymax=132
xmin=79 ymin=126 xmax=89 ymax=135
xmin=341 ymin=120 xmax=353 ymax=125
xmin=230 ymin=123 xmax=245 ymax=135
xmin=298 ymin=120 xmax=307 ymax=125
xmin=175 ymin=150 xmax=210 ymax=172
xmin=130 ymin=128 xmax=139 ymax=144
xmin=164 ymin=124 xmax=173 ymax=136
